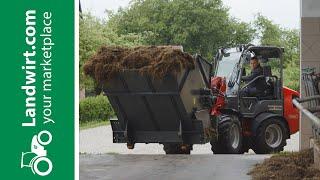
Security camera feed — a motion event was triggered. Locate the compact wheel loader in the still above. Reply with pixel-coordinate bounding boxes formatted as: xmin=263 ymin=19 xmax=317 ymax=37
xmin=105 ymin=44 xmax=299 ymax=154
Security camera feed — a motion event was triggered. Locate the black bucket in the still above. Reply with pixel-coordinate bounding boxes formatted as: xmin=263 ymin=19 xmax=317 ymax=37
xmin=104 ymin=55 xmax=214 ymax=144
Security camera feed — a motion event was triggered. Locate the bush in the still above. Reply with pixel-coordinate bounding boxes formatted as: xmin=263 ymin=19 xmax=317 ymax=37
xmin=79 ymin=95 xmax=114 ymax=122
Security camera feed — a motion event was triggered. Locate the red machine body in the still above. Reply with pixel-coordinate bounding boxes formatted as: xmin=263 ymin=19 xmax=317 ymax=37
xmin=210 ymin=76 xmax=226 ymax=116
xmin=210 ymin=76 xmax=299 ymax=136
xmin=283 ymin=87 xmax=300 ymax=134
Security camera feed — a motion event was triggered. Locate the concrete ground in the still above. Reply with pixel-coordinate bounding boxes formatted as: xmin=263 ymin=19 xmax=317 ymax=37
xmin=80 ymin=125 xmax=299 ymax=154
xmin=80 ymin=154 xmax=270 ymax=180
xmin=80 ymin=125 xmax=299 ymax=180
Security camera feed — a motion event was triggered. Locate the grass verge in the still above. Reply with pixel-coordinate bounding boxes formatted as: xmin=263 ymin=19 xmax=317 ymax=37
xmin=80 ymin=120 xmax=110 ymax=130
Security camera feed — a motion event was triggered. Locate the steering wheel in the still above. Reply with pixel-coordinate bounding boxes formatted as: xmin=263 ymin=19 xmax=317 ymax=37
xmin=240 ymin=75 xmax=265 ymax=90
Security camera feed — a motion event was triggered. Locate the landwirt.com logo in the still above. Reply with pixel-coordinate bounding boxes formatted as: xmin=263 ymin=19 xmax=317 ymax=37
xmin=20 ymin=130 xmax=53 ymax=176
xmin=20 ymin=9 xmax=55 ymax=177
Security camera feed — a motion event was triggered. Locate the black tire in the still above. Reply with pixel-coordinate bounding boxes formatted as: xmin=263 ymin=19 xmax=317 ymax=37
xmin=253 ymin=118 xmax=288 ymax=154
xmin=163 ymin=144 xmax=191 ymax=154
xmin=210 ymin=115 xmax=243 ymax=154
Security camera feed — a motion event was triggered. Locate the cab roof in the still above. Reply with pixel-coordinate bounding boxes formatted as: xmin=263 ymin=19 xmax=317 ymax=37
xmin=246 ymin=46 xmax=284 ymax=59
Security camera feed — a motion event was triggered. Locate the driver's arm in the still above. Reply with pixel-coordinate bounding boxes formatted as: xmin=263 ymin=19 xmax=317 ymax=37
xmin=242 ymin=70 xmax=260 ymax=82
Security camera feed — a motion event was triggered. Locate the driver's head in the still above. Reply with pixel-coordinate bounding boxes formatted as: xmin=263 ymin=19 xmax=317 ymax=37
xmin=250 ymin=56 xmax=259 ymax=70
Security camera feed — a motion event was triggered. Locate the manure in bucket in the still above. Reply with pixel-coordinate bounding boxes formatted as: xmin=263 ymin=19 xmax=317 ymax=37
xmin=83 ymin=46 xmax=195 ymax=85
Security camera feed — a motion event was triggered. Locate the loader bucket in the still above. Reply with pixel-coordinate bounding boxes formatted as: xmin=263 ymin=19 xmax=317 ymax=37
xmin=104 ymin=55 xmax=214 ymax=145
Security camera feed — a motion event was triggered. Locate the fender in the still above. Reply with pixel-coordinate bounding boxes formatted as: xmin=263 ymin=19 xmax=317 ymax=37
xmin=251 ymin=112 xmax=288 ymax=136
xmin=220 ymin=108 xmax=240 ymax=117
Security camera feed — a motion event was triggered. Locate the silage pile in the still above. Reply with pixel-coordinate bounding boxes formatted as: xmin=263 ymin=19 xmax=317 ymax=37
xmin=248 ymin=149 xmax=320 ymax=180
xmin=83 ymin=46 xmax=195 ymax=85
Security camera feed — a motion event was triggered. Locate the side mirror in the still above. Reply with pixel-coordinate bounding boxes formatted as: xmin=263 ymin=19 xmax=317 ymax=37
xmin=242 ymin=68 xmax=246 ymax=76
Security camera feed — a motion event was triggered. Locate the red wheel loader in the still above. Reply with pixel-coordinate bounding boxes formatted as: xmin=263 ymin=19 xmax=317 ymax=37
xmin=105 ymin=44 xmax=299 ymax=154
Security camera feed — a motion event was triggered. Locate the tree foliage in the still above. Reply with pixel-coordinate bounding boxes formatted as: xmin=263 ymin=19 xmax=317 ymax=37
xmin=254 ymin=14 xmax=300 ymax=67
xmin=79 ymin=13 xmax=147 ymax=89
xmin=79 ymin=3 xmax=300 ymax=91
xmin=108 ymin=0 xmax=255 ymax=58
xmin=254 ymin=14 xmax=300 ymax=90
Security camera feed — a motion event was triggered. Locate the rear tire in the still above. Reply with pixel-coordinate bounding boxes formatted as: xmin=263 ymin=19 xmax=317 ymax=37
xmin=163 ymin=144 xmax=191 ymax=154
xmin=210 ymin=115 xmax=243 ymax=154
xmin=253 ymin=118 xmax=288 ymax=154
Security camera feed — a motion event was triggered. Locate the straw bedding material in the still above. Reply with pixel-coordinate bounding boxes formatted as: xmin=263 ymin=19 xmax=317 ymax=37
xmin=248 ymin=149 xmax=320 ymax=180
xmin=83 ymin=46 xmax=195 ymax=85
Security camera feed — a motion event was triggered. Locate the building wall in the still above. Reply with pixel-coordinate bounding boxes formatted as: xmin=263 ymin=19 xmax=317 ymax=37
xmin=300 ymin=0 xmax=320 ymax=149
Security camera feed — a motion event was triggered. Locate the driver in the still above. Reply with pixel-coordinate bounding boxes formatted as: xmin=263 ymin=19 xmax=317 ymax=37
xmin=241 ymin=56 xmax=267 ymax=96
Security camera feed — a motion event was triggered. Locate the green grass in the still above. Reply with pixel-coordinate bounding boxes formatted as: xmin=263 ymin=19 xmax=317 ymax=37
xmin=106 ymin=152 xmax=119 ymax=155
xmin=80 ymin=120 xmax=110 ymax=130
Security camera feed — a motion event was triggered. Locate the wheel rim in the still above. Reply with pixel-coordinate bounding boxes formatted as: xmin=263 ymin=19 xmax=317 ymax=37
xmin=265 ymin=124 xmax=283 ymax=148
xmin=230 ymin=124 xmax=240 ymax=149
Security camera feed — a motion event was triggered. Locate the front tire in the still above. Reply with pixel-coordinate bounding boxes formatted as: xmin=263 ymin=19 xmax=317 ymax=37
xmin=253 ymin=118 xmax=288 ymax=154
xmin=210 ymin=115 xmax=243 ymax=154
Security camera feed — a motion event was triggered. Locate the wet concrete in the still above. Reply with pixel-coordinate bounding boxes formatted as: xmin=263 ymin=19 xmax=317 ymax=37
xmin=80 ymin=154 xmax=270 ymax=180
xmin=79 ymin=125 xmax=298 ymax=179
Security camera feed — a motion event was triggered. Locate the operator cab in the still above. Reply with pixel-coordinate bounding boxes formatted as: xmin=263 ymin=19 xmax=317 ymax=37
xmin=241 ymin=46 xmax=283 ymax=100
xmin=214 ymin=45 xmax=284 ymax=117
xmin=240 ymin=46 xmax=284 ymax=116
